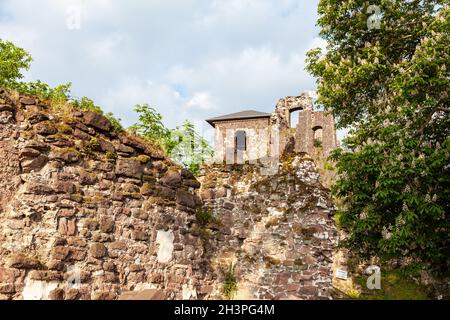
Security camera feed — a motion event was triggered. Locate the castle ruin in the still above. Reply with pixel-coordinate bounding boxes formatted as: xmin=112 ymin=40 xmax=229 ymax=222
xmin=206 ymin=93 xmax=338 ymax=165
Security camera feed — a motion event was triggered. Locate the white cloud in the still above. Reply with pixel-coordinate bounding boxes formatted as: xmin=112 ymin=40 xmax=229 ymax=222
xmin=100 ymin=77 xmax=185 ymax=127
xmin=166 ymin=45 xmax=318 ymax=116
xmin=88 ymin=33 xmax=125 ymax=63
xmin=186 ymin=92 xmax=216 ymax=110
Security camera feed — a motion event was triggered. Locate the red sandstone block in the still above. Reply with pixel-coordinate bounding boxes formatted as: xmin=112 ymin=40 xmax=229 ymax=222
xmin=0 ymin=268 xmax=18 ymax=283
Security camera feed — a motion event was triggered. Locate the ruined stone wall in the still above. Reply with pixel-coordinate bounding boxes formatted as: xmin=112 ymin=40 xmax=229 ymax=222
xmin=0 ymin=89 xmax=339 ymax=300
xmin=0 ymin=89 xmax=211 ymax=300
xmin=271 ymin=94 xmax=313 ymax=155
xmin=198 ymin=154 xmax=338 ymax=299
xmin=295 ymin=109 xmax=337 ymax=159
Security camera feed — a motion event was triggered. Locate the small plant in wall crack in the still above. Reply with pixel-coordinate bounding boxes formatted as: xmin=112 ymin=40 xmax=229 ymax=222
xmin=313 ymin=138 xmax=322 ymax=148
xmin=195 ymin=207 xmax=219 ymax=227
xmin=223 ymin=264 xmax=238 ymax=300
xmin=193 ymin=207 xmax=221 ymax=245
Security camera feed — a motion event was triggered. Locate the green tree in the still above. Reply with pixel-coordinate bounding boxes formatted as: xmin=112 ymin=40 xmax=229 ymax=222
xmin=307 ymin=1 xmax=449 ymax=272
xmin=0 ymin=39 xmax=33 ymax=87
xmin=131 ymin=104 xmax=213 ymax=175
xmin=130 ymin=104 xmax=172 ymax=148
xmin=170 ymin=121 xmax=214 ymax=175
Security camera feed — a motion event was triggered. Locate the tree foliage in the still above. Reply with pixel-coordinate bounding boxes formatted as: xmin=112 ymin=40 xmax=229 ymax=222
xmin=130 ymin=104 xmax=172 ymax=148
xmin=307 ymin=1 xmax=449 ymax=272
xmin=170 ymin=121 xmax=214 ymax=175
xmin=131 ymin=104 xmax=213 ymax=175
xmin=0 ymin=39 xmax=32 ymax=87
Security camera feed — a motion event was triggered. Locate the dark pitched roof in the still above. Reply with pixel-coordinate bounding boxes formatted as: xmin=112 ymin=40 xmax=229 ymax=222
xmin=206 ymin=110 xmax=271 ymax=127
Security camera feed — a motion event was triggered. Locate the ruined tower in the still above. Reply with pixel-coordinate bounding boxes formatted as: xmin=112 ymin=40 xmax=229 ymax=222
xmin=206 ymin=92 xmax=338 ymax=164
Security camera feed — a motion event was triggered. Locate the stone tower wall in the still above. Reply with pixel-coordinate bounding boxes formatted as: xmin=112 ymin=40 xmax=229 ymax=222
xmin=210 ymin=93 xmax=338 ymax=165
xmin=271 ymin=94 xmax=313 ymax=155
xmin=213 ymin=118 xmax=270 ymax=164
xmin=295 ymin=109 xmax=338 ymax=158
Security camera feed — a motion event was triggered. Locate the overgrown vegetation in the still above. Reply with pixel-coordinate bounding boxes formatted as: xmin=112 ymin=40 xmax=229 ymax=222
xmin=0 ymin=40 xmax=32 ymax=88
xmin=131 ymin=104 xmax=214 ymax=175
xmin=196 ymin=207 xmax=217 ymax=227
xmin=355 ymin=268 xmax=428 ymax=300
xmin=223 ymin=264 xmax=238 ymax=300
xmin=193 ymin=207 xmax=221 ymax=244
xmin=313 ymin=138 xmax=323 ymax=148
xmin=307 ymin=1 xmax=449 ymax=273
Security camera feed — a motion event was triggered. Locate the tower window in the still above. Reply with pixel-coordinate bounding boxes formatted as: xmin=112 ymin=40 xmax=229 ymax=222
xmin=235 ymin=130 xmax=246 ymax=152
xmin=313 ymin=126 xmax=323 ymax=141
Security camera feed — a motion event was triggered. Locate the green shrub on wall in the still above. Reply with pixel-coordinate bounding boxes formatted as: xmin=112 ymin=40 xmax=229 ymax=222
xmin=223 ymin=264 xmax=238 ymax=300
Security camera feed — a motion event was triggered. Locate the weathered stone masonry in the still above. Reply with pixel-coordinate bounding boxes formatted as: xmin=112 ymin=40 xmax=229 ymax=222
xmin=0 ymin=89 xmax=209 ymax=300
xmin=198 ymin=155 xmax=338 ymax=299
xmin=0 ymin=89 xmax=338 ymax=300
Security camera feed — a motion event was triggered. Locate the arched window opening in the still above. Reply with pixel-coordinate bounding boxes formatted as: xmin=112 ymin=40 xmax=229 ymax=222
xmin=290 ymin=110 xmax=301 ymax=128
xmin=313 ymin=126 xmax=323 ymax=147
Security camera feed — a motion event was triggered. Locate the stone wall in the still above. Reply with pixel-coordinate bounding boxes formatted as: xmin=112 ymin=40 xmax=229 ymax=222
xmin=0 ymin=89 xmax=339 ymax=300
xmin=271 ymin=94 xmax=314 ymax=155
xmin=0 ymin=89 xmax=211 ymax=300
xmin=198 ymin=154 xmax=338 ymax=299
xmin=213 ymin=118 xmax=271 ymax=164
xmin=295 ymin=109 xmax=338 ymax=159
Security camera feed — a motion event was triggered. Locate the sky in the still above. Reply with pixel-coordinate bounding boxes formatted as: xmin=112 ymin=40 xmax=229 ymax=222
xmin=0 ymin=0 xmax=332 ymax=141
